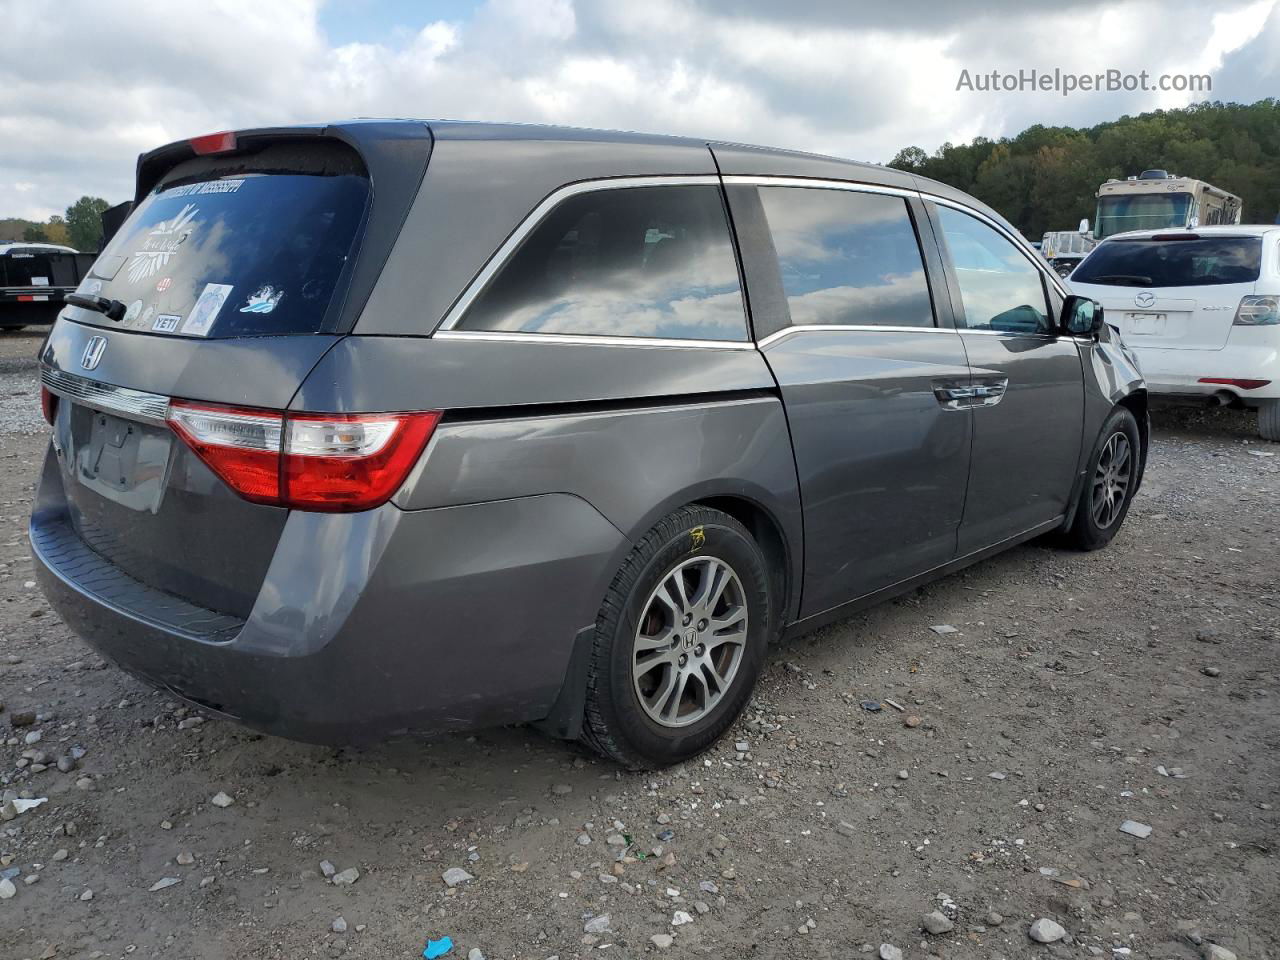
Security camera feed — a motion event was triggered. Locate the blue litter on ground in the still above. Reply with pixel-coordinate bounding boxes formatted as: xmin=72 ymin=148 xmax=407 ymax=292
xmin=423 ymin=936 xmax=454 ymax=959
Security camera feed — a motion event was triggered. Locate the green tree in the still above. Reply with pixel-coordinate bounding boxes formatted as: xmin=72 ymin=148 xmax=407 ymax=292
xmin=888 ymin=146 xmax=928 ymax=171
xmin=44 ymin=215 xmax=70 ymax=246
xmin=22 ymin=224 xmax=49 ymax=242
xmin=64 ymin=196 xmax=111 ymax=252
xmin=886 ymin=99 xmax=1280 ymax=234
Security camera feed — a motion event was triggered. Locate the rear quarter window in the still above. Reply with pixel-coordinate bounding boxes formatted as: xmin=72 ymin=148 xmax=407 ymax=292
xmin=74 ymin=145 xmax=369 ymax=338
xmin=455 ymin=184 xmax=748 ymax=341
xmin=1073 ymin=236 xmax=1263 ymax=287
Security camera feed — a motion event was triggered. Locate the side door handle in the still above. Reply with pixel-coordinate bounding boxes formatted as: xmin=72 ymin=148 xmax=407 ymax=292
xmin=933 ymin=377 xmax=1009 ymax=410
xmin=932 ymin=379 xmax=975 ymax=410
xmin=970 ymin=377 xmax=1009 ymax=407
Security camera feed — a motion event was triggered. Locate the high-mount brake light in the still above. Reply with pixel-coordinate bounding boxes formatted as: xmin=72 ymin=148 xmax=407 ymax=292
xmin=189 ymin=131 xmax=238 ymax=155
xmin=165 ymin=400 xmax=441 ymax=511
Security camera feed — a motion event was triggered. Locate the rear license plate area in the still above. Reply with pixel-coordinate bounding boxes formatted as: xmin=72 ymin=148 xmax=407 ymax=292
xmin=70 ymin=407 xmax=173 ymax=513
xmin=1123 ymin=312 xmax=1167 ymax=335
xmin=1121 ymin=313 xmax=1172 ymax=335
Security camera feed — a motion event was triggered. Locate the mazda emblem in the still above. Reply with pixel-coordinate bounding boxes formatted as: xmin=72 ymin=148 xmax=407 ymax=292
xmin=1134 ymin=291 xmax=1156 ymax=309
xmin=80 ymin=336 xmax=107 ymax=371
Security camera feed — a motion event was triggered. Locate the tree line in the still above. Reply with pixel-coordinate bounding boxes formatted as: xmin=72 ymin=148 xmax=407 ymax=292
xmin=888 ymin=99 xmax=1280 ymax=239
xmin=1 ymin=197 xmax=112 ymax=251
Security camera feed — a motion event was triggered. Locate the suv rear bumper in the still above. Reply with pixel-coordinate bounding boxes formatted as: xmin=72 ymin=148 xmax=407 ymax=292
xmin=32 ymin=447 xmax=624 ymax=743
xmin=1129 ymin=342 xmax=1280 ymax=401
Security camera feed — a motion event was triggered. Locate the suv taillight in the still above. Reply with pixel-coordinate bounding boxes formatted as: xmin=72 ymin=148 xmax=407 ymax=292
xmin=1233 ymin=295 xmax=1280 ymax=326
xmin=166 ymin=400 xmax=440 ymax=512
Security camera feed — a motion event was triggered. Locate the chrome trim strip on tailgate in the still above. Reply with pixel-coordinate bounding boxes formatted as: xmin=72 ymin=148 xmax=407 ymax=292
xmin=40 ymin=366 xmax=170 ymax=425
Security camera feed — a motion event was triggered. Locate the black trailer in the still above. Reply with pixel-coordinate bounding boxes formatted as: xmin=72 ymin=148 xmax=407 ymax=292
xmin=1 ymin=242 xmax=95 ymax=329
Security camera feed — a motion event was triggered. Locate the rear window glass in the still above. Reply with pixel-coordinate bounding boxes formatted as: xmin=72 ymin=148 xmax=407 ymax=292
xmin=1072 ymin=236 xmax=1262 ymax=287
xmin=2 ymin=251 xmax=55 ymax=287
xmin=456 ymin=185 xmax=748 ymax=341
xmin=74 ymin=167 xmax=369 ymax=337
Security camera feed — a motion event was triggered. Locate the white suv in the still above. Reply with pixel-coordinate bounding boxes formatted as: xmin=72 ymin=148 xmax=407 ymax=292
xmin=1069 ymin=225 xmax=1280 ymax=440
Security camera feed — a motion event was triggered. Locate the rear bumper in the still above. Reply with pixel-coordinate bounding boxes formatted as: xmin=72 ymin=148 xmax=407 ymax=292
xmin=1130 ymin=343 xmax=1280 ymax=401
xmin=0 ymin=291 xmax=66 ymax=325
xmin=32 ymin=446 xmax=625 ymax=742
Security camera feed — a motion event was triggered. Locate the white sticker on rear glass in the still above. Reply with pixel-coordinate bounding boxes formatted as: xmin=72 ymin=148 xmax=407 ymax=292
xmin=239 ymin=285 xmax=283 ymax=315
xmin=153 ymin=313 xmax=181 ymax=332
xmin=182 ymin=283 xmax=233 ymax=337
xmin=165 ymin=179 xmax=245 ymax=198
xmin=32 ymin=276 xmax=49 ymax=286
xmin=127 ymin=203 xmax=199 ymax=283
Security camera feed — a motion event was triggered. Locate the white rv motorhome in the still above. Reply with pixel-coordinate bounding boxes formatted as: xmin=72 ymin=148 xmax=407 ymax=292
xmin=1092 ymin=170 xmax=1241 ymax=240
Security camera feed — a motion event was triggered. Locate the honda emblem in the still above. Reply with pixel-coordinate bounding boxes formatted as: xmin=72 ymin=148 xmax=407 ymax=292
xmin=80 ymin=336 xmax=107 ymax=371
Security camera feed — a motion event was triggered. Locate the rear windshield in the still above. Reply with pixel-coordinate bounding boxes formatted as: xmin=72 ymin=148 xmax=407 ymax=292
xmin=74 ymin=154 xmax=369 ymax=338
xmin=1071 ymin=236 xmax=1262 ymax=287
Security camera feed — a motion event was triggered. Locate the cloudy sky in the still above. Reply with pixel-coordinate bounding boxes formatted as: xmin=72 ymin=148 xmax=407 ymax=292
xmin=1 ymin=0 xmax=1277 ymax=220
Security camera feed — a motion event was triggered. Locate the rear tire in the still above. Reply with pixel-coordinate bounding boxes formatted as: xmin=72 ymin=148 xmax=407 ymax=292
xmin=1259 ymin=400 xmax=1280 ymax=442
xmin=580 ymin=505 xmax=774 ymax=769
xmin=1062 ymin=406 xmax=1141 ymax=551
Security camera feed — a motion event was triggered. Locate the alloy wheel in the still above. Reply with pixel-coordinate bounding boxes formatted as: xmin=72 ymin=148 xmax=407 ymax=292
xmin=631 ymin=556 xmax=748 ymax=728
xmin=1091 ymin=431 xmax=1132 ymax=529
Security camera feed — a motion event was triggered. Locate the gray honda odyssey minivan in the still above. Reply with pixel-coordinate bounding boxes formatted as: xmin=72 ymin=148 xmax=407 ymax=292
xmin=31 ymin=120 xmax=1147 ymax=768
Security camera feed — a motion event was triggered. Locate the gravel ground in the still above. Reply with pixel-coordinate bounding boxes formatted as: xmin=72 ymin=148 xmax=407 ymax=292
xmin=1 ymin=326 xmax=1277 ymax=960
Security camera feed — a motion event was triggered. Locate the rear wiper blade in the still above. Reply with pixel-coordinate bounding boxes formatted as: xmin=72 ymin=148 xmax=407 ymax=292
xmin=64 ymin=292 xmax=127 ymax=321
xmin=1086 ymin=274 xmax=1153 ymax=285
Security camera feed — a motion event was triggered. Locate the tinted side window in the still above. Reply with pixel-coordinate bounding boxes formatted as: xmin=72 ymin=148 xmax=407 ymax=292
xmin=757 ymin=187 xmax=934 ymax=328
xmin=937 ymin=206 xmax=1051 ymax=333
xmin=457 ymin=185 xmax=747 ymax=341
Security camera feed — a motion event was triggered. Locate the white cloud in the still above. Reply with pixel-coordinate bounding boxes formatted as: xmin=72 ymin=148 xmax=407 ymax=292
xmin=0 ymin=0 xmax=1274 ymax=222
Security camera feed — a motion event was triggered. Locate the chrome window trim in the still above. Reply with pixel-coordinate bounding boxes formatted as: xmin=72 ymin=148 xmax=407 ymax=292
xmin=720 ymin=175 xmax=917 ymax=200
xmin=433 ymin=329 xmax=755 ymax=351
xmin=41 ymin=366 xmax=170 ymax=425
xmin=756 ymin=324 xmax=957 ymax=349
xmin=435 ymin=174 xmax=726 ymax=336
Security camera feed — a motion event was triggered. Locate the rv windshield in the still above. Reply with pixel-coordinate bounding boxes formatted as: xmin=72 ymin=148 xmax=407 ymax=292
xmin=1094 ymin=193 xmax=1193 ymax=239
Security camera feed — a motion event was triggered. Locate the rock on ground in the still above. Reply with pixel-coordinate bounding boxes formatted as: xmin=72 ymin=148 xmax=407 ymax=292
xmin=1029 ymin=917 xmax=1067 ymax=943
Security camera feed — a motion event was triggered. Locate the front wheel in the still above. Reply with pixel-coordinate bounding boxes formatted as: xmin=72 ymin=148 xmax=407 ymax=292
xmin=1061 ymin=406 xmax=1141 ymax=551
xmin=580 ymin=505 xmax=774 ymax=769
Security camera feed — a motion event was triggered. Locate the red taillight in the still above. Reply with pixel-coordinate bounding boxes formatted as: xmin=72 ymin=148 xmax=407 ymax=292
xmin=189 ymin=131 xmax=237 ymax=155
xmin=166 ymin=400 xmax=440 ymax=512
xmin=40 ymin=386 xmax=58 ymax=425
xmin=281 ymin=412 xmax=441 ymax=511
xmin=1198 ymin=377 xmax=1271 ymax=391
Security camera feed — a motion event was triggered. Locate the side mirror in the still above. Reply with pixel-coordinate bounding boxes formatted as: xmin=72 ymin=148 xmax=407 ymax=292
xmin=1061 ymin=295 xmax=1104 ymax=337
xmin=1078 ymin=218 xmax=1090 ymax=235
